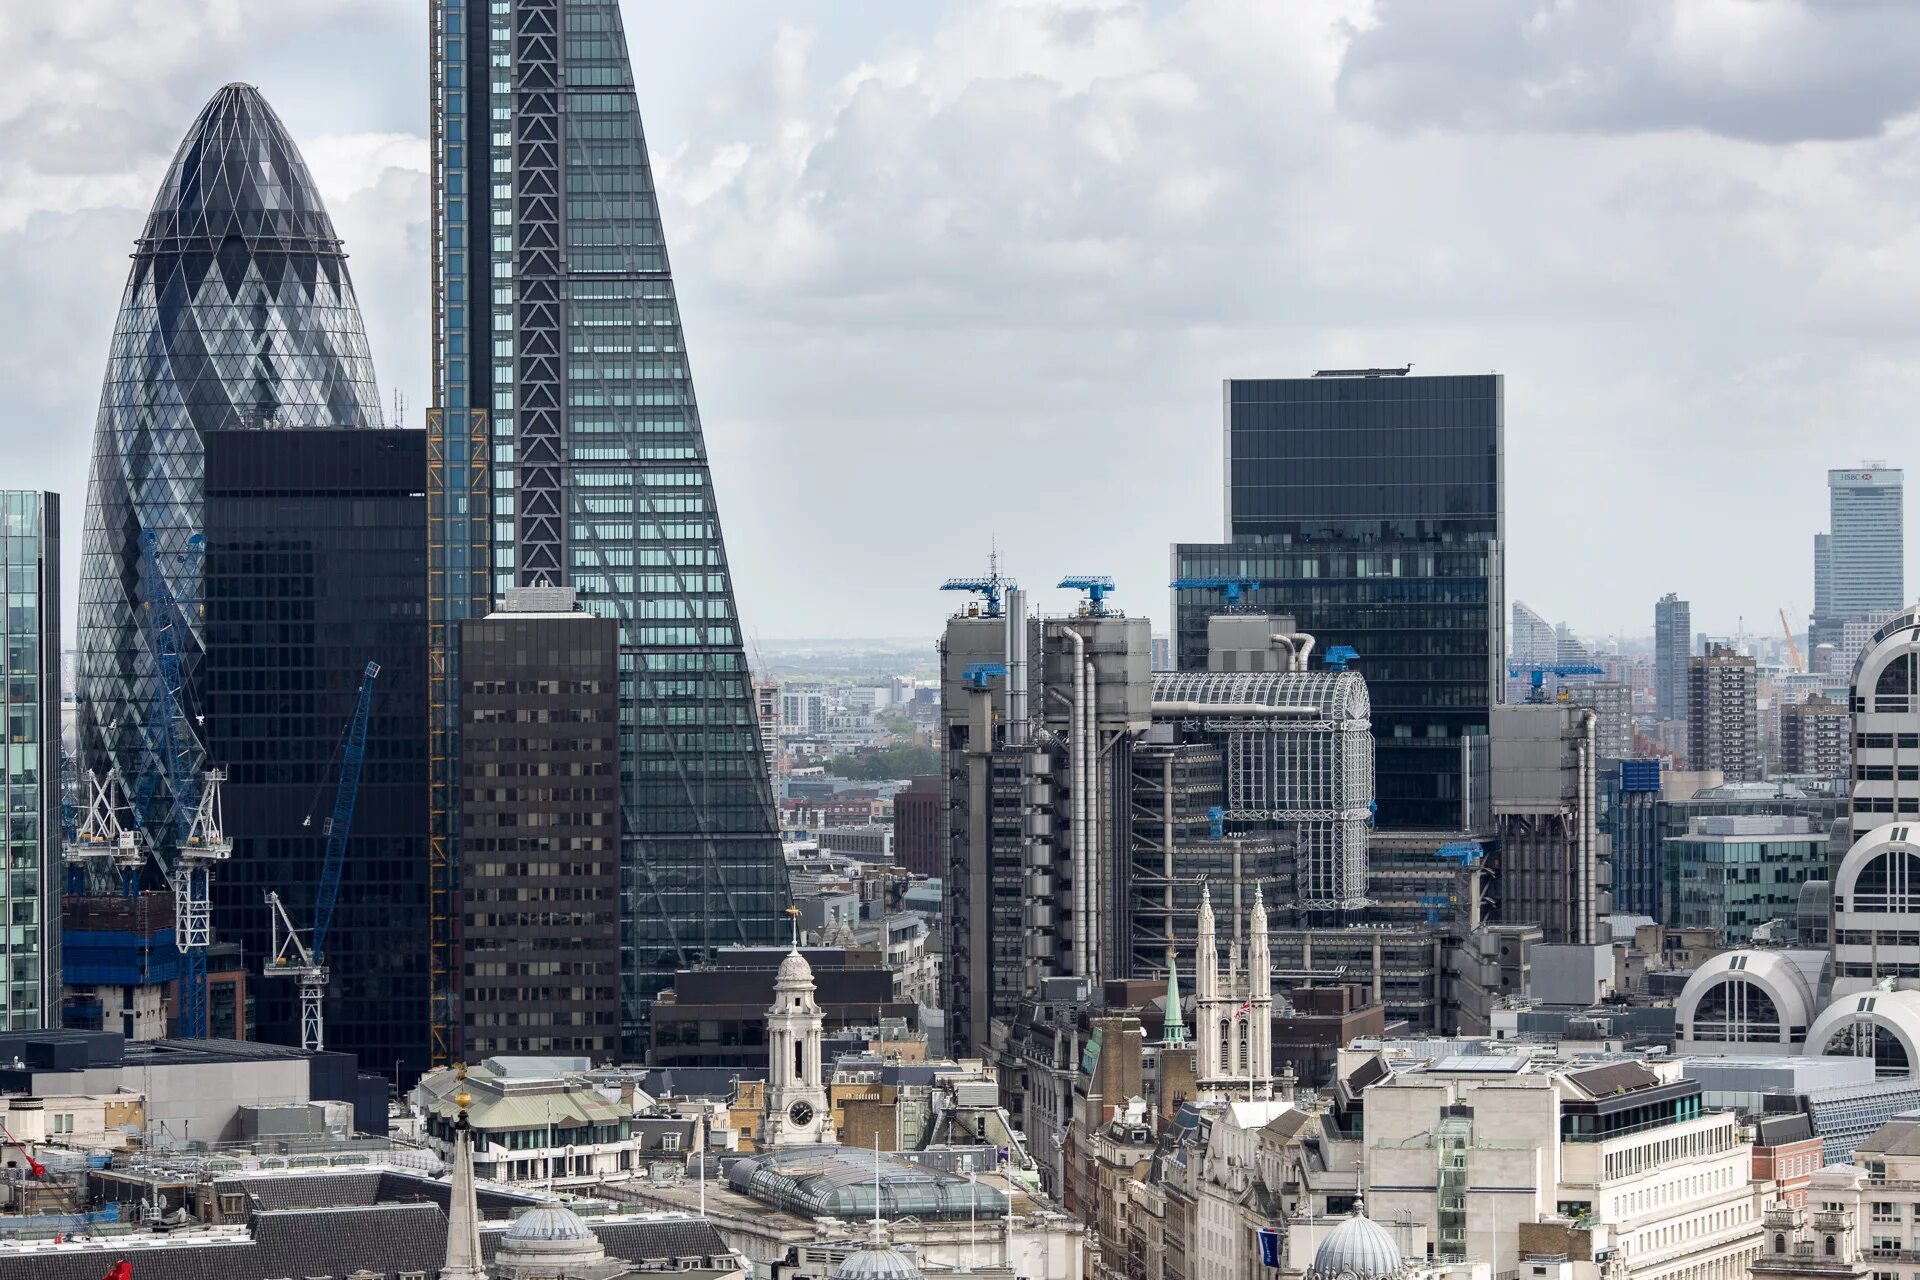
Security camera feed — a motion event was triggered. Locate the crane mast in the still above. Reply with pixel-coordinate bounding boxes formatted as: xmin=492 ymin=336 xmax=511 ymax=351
xmin=263 ymin=661 xmax=380 ymax=1051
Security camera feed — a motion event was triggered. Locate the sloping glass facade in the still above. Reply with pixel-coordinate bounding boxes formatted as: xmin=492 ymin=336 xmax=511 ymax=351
xmin=433 ymin=0 xmax=789 ymax=1059
xmin=77 ymin=83 xmax=383 ymax=847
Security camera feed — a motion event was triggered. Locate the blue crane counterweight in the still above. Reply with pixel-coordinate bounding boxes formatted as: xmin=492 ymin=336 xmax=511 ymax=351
xmin=1170 ymin=576 xmax=1262 ymax=609
xmin=960 ymin=662 xmax=1007 ymax=691
xmin=1059 ymin=575 xmax=1116 ymax=617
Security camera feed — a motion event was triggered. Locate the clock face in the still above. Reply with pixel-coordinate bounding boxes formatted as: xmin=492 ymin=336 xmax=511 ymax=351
xmin=788 ymin=1100 xmax=815 ymax=1128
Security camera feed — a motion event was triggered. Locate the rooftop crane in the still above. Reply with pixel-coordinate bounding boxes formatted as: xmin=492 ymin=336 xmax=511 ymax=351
xmin=1506 ymin=662 xmax=1604 ymax=703
xmin=1169 ymin=576 xmax=1262 ymax=610
xmin=1433 ymin=841 xmax=1485 ymax=866
xmin=0 ymin=1117 xmax=86 ymax=1218
xmin=265 ymin=661 xmax=380 ymax=1052
xmin=1323 ymin=645 xmax=1360 ymax=671
xmin=128 ymin=530 xmax=230 ymax=1040
xmin=1058 ymin=575 xmax=1116 ymax=617
xmin=960 ymin=662 xmax=1007 ymax=691
xmin=63 ymin=770 xmax=147 ymax=898
xmin=0 ymin=1119 xmax=46 ymax=1178
xmin=1780 ymin=608 xmax=1805 ymax=673
xmin=940 ymin=554 xmax=1017 ymax=617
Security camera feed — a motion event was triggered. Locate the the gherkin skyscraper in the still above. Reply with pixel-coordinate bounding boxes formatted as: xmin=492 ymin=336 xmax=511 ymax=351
xmin=78 ymin=84 xmax=383 ymax=842
xmin=431 ymin=0 xmax=791 ymax=1061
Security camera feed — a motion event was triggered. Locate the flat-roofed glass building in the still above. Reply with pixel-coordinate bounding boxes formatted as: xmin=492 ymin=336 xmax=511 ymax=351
xmin=1174 ymin=370 xmax=1504 ymax=830
xmin=1 ymin=492 xmax=60 ymax=1028
xmin=202 ymin=429 xmax=428 ymax=1082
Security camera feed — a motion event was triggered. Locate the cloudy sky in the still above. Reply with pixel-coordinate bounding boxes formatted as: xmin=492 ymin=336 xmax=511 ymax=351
xmin=6 ymin=0 xmax=1920 ymax=646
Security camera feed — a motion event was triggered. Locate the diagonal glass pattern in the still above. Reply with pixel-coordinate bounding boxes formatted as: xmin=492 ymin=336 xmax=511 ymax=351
xmin=77 ymin=83 xmax=383 ymax=847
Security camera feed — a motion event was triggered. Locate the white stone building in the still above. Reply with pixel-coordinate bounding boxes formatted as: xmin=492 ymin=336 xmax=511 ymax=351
xmin=1362 ymin=1055 xmax=1766 ymax=1280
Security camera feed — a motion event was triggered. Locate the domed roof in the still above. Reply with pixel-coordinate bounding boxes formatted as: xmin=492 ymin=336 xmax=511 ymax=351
xmin=831 ymin=1241 xmax=924 ymax=1280
xmin=503 ymin=1205 xmax=598 ymax=1246
xmin=1307 ymin=1205 xmax=1407 ymax=1280
xmin=777 ymin=947 xmax=815 ymax=987
xmin=141 ymin=83 xmax=343 ymax=252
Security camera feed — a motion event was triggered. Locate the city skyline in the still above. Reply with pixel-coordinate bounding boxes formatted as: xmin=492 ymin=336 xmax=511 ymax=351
xmin=6 ymin=4 xmax=1920 ymax=645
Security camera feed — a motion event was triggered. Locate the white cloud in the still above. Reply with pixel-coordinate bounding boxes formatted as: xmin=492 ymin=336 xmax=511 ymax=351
xmin=4 ymin=0 xmax=1920 ymax=645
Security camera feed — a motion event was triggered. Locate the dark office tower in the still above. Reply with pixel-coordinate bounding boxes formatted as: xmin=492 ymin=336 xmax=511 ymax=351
xmin=201 ymin=431 xmax=427 ymax=1080
xmin=0 ymin=493 xmax=61 ymax=1028
xmin=1654 ymin=593 xmax=1691 ymax=724
xmin=1172 ymin=370 xmax=1503 ymax=829
xmin=430 ymin=0 xmax=789 ymax=1058
xmin=458 ymin=590 xmax=620 ymax=1060
xmin=76 ymin=84 xmax=383 ymax=851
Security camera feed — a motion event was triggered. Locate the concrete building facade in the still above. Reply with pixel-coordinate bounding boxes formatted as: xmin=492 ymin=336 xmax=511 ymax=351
xmin=1689 ymin=645 xmax=1759 ymax=781
xmin=457 ymin=589 xmax=621 ymax=1060
xmin=1491 ymin=703 xmax=1604 ymax=945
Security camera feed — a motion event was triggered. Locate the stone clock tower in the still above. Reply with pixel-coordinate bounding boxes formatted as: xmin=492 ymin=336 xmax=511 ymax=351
xmin=765 ymin=912 xmax=835 ymax=1146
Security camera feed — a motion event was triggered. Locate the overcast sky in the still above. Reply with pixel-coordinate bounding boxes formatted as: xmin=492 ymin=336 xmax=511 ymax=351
xmin=7 ymin=0 xmax=1920 ymax=646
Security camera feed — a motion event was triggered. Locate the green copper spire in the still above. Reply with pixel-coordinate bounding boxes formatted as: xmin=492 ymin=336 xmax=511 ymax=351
xmin=1163 ymin=949 xmax=1189 ymax=1046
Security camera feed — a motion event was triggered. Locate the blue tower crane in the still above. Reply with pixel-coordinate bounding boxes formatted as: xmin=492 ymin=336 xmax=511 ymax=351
xmin=266 ymin=660 xmax=379 ymax=1052
xmin=960 ymin=662 xmax=1007 ymax=691
xmin=1433 ymin=841 xmax=1485 ymax=866
xmin=1507 ymin=662 xmax=1604 ymax=703
xmin=1322 ymin=645 xmax=1360 ymax=671
xmin=941 ymin=556 xmax=1016 ymax=618
xmin=1058 ymin=575 xmax=1116 ymax=617
xmin=1170 ymin=576 xmax=1262 ymax=610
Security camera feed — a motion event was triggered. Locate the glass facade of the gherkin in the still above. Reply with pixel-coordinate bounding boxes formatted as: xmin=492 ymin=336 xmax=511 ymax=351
xmin=432 ymin=0 xmax=790 ymax=1059
xmin=77 ymin=83 xmax=382 ymax=847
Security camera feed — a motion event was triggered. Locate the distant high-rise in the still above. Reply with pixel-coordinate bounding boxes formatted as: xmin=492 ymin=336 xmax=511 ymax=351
xmin=1174 ymin=370 xmax=1503 ymax=829
xmin=77 ymin=84 xmax=384 ymax=853
xmin=1688 ymin=645 xmax=1758 ymax=782
xmin=1654 ymin=594 xmax=1691 ymax=723
xmin=1510 ymin=601 xmax=1555 ymax=668
xmin=1779 ymin=694 xmax=1850 ymax=783
xmin=0 ymin=493 xmax=61 ymax=1029
xmin=1814 ymin=463 xmax=1904 ymax=647
xmin=430 ymin=0 xmax=789 ymax=1060
xmin=1830 ymin=464 xmax=1904 ymax=613
xmin=1813 ymin=531 xmax=1832 ymax=621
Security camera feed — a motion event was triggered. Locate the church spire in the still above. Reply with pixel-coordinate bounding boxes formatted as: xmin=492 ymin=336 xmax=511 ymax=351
xmin=1163 ymin=947 xmax=1188 ymax=1046
xmin=441 ymin=1066 xmax=487 ymax=1280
